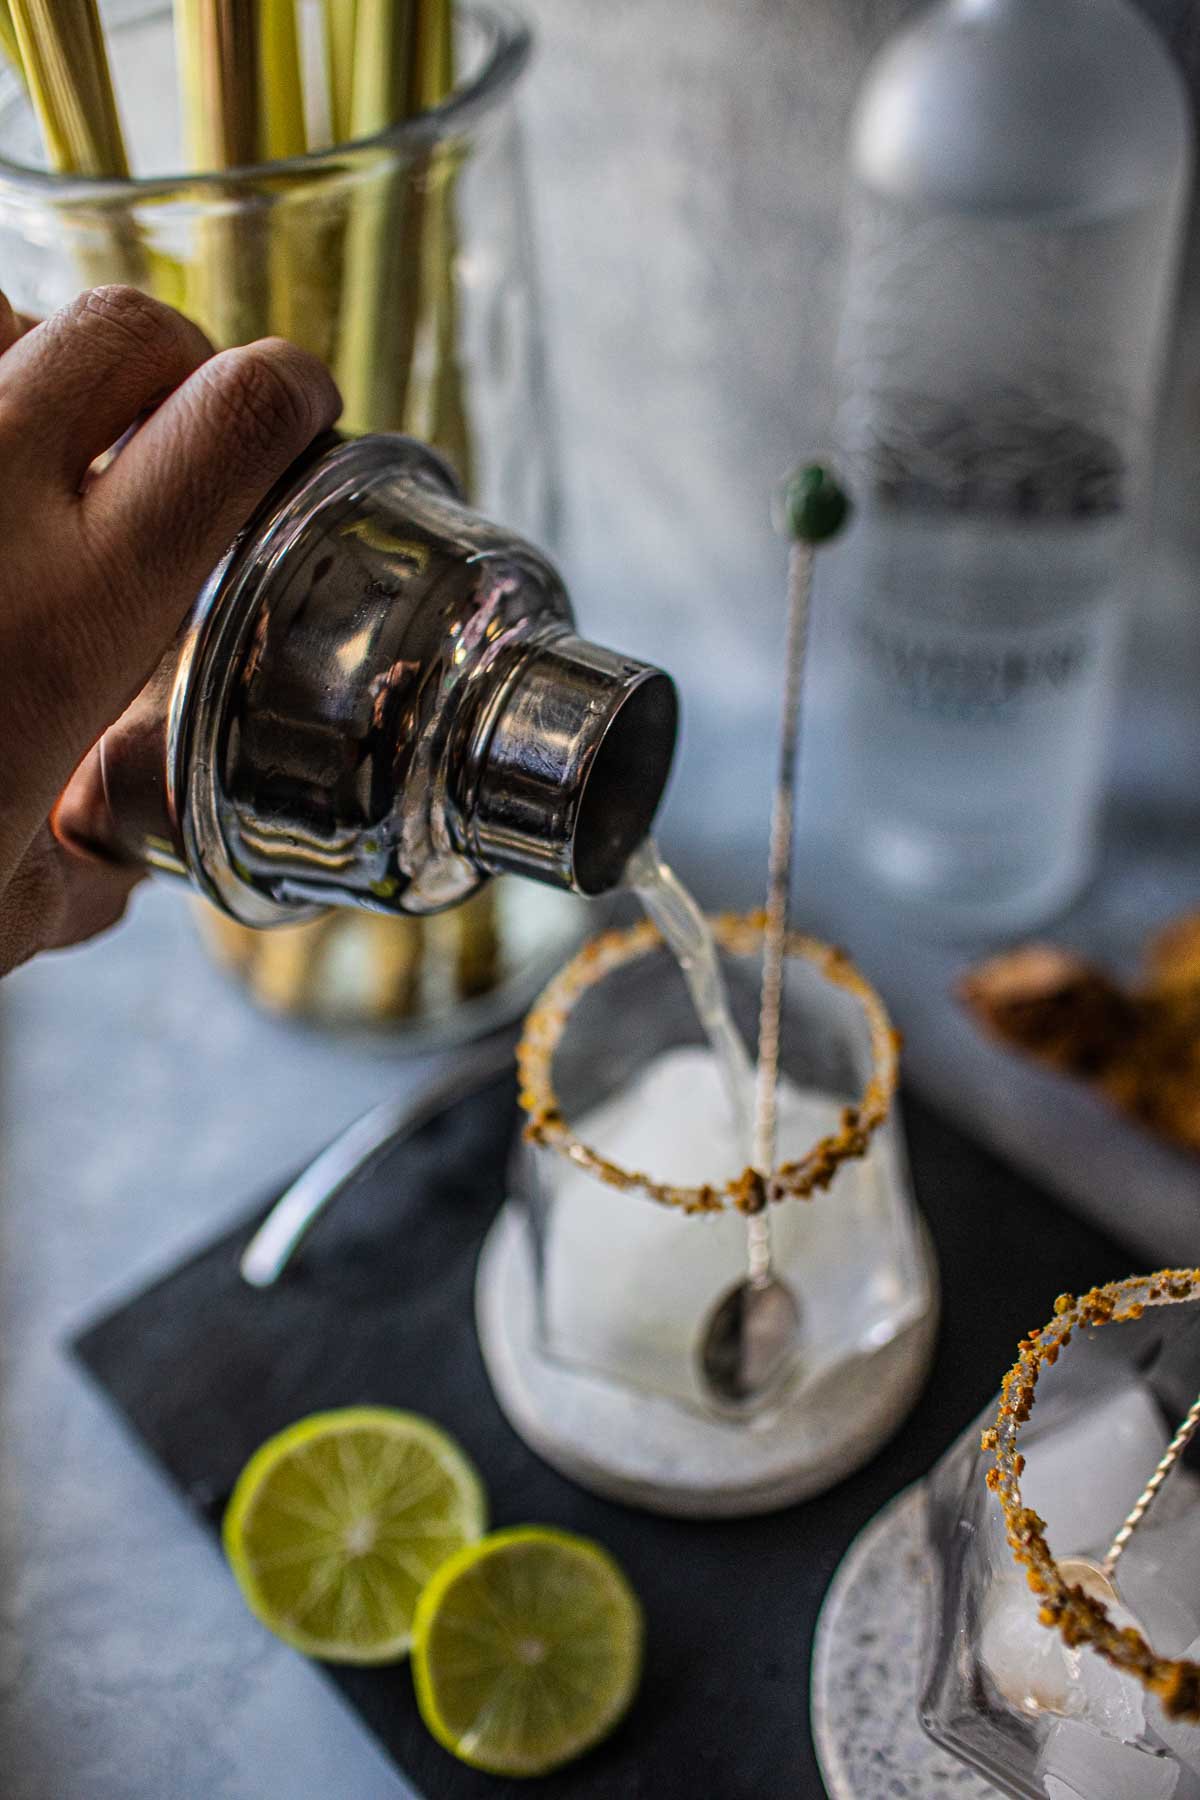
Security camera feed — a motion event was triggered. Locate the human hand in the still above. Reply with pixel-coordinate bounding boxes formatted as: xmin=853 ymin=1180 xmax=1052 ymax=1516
xmin=0 ymin=284 xmax=340 ymax=977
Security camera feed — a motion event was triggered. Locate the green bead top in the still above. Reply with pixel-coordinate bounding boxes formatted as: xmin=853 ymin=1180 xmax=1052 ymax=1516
xmin=782 ymin=463 xmax=851 ymax=545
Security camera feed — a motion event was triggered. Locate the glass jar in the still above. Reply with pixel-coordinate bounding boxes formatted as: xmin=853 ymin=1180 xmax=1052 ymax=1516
xmin=478 ymin=915 xmax=938 ymax=1515
xmin=922 ymin=1272 xmax=1200 ymax=1797
xmin=0 ymin=1 xmax=581 ymax=1033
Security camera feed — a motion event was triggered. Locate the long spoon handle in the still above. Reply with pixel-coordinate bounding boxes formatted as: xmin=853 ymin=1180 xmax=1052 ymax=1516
xmin=748 ymin=539 xmax=815 ymax=1283
xmin=1104 ymin=1389 xmax=1200 ymax=1575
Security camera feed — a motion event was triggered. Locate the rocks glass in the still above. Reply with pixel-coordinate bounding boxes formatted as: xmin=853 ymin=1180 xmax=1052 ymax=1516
xmin=923 ymin=1272 xmax=1200 ymax=1798
xmin=477 ymin=914 xmax=938 ymax=1516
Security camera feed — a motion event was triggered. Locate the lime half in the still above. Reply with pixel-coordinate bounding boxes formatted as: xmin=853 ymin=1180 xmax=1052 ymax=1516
xmin=412 ymin=1526 xmax=643 ymax=1777
xmin=222 ymin=1407 xmax=486 ymax=1664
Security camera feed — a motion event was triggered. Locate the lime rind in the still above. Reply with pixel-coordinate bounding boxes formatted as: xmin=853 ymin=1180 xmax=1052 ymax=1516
xmin=412 ymin=1526 xmax=644 ymax=1778
xmin=223 ymin=1407 xmax=486 ymax=1665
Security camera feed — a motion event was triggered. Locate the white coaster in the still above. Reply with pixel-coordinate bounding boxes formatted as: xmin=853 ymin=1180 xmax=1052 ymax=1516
xmin=474 ymin=1200 xmax=939 ymax=1520
xmin=811 ymin=1483 xmax=1002 ymax=1798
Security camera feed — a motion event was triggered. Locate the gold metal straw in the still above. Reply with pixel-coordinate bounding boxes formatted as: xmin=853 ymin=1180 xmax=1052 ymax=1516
xmin=410 ymin=0 xmax=451 ymax=109
xmin=9 ymin=0 xmax=129 ymax=175
xmin=176 ymin=0 xmax=260 ymax=170
xmin=8 ymin=0 xmax=155 ymax=291
xmin=321 ymin=0 xmax=357 ymax=144
xmin=176 ymin=0 xmax=269 ymax=345
xmin=335 ymin=0 xmax=417 ymax=429
xmin=257 ymin=0 xmax=306 ymax=161
xmin=0 ymin=0 xmax=25 ymax=81
xmin=337 ymin=0 xmax=469 ymax=472
xmin=747 ymin=536 xmax=815 ymax=1279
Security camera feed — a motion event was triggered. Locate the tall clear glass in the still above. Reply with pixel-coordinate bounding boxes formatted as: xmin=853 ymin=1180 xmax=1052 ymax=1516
xmin=0 ymin=2 xmax=578 ymax=1033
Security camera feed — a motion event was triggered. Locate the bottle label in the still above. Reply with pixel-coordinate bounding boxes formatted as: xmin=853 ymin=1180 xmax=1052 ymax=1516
xmin=826 ymin=501 xmax=1128 ymax=735
xmin=835 ymin=192 xmax=1179 ymax=523
xmin=820 ymin=547 xmax=1126 ymax=902
xmin=851 ymin=607 xmax=1101 ymax=725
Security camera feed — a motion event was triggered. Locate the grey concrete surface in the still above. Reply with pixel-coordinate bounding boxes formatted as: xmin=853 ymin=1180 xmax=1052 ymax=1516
xmin=1 ymin=893 xmax=421 ymax=1799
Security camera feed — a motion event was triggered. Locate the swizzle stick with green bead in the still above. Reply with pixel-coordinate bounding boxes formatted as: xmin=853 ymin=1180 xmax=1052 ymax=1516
xmin=699 ymin=462 xmax=853 ymax=1411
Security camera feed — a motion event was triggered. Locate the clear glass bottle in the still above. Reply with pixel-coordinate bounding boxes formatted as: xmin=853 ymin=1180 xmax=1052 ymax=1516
xmin=822 ymin=0 xmax=1192 ymax=934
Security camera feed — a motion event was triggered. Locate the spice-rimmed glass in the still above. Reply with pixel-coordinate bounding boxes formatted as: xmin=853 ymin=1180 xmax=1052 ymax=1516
xmin=512 ymin=914 xmax=936 ymax=1426
xmin=922 ymin=1271 xmax=1200 ymax=1798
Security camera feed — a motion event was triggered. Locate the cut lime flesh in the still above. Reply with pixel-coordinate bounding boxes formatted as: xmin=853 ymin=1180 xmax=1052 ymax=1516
xmin=223 ymin=1407 xmax=486 ymax=1664
xmin=412 ymin=1525 xmax=643 ymax=1777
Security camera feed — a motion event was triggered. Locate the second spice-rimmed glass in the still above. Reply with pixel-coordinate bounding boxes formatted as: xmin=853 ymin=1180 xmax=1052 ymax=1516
xmin=922 ymin=1270 xmax=1200 ymax=1798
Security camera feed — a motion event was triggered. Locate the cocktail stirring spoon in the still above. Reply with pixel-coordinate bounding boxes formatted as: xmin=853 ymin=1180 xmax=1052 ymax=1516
xmin=699 ymin=466 xmax=850 ymax=1411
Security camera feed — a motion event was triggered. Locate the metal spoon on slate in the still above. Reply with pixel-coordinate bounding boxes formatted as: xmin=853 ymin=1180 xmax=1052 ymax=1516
xmin=699 ymin=464 xmax=852 ymax=1412
xmin=239 ymin=1037 xmax=517 ymax=1288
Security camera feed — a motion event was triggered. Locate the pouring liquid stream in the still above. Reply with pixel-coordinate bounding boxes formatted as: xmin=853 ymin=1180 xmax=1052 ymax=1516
xmin=624 ymin=838 xmax=755 ymax=1157
xmin=624 ymin=837 xmax=798 ymax=1410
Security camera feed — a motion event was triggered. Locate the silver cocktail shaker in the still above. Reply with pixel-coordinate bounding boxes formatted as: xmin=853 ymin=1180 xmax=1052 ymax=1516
xmin=66 ymin=433 xmax=678 ymax=927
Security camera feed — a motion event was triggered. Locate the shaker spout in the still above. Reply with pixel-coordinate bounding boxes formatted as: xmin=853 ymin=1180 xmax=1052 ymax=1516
xmin=458 ymin=633 xmax=678 ymax=896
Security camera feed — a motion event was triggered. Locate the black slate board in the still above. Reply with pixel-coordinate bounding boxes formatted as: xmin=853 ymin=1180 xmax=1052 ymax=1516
xmin=74 ymin=1073 xmax=1143 ymax=1800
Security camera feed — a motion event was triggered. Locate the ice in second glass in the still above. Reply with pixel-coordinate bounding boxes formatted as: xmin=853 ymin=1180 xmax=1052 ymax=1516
xmin=924 ymin=1278 xmax=1200 ymax=1798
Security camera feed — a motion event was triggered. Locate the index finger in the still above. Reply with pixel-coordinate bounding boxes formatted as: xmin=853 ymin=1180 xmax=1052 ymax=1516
xmin=0 ymin=290 xmax=36 ymax=354
xmin=75 ymin=336 xmax=340 ymax=743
